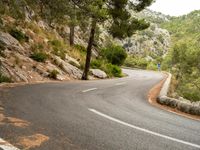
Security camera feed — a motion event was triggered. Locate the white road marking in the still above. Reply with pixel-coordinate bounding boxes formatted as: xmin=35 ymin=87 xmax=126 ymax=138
xmin=115 ymin=82 xmax=126 ymax=86
xmin=82 ymin=88 xmax=98 ymax=93
xmin=0 ymin=138 xmax=20 ymax=150
xmin=88 ymin=108 xmax=200 ymax=149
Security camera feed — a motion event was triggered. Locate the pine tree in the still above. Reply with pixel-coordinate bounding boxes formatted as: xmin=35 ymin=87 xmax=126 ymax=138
xmin=73 ymin=0 xmax=154 ymax=80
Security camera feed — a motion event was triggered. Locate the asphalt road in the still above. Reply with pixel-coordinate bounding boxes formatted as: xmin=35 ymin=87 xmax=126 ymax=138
xmin=0 ymin=69 xmax=200 ymax=150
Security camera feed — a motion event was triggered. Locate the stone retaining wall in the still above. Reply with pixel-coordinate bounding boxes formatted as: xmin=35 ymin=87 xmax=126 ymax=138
xmin=157 ymin=73 xmax=200 ymax=116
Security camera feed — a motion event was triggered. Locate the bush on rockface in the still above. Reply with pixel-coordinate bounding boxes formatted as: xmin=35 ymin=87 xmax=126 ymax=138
xmin=9 ymin=28 xmax=29 ymax=43
xmin=101 ymin=44 xmax=127 ymax=66
xmin=48 ymin=69 xmax=59 ymax=79
xmin=49 ymin=40 xmax=66 ymax=60
xmin=0 ymin=42 xmax=6 ymax=57
xmin=104 ymin=63 xmax=122 ymax=77
xmin=0 ymin=72 xmax=12 ymax=83
xmin=30 ymin=52 xmax=48 ymax=62
xmin=74 ymin=44 xmax=86 ymax=53
xmin=90 ymin=59 xmax=102 ymax=69
xmin=91 ymin=59 xmax=122 ymax=77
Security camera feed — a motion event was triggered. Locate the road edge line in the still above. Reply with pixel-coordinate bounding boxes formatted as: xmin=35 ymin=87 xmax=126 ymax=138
xmin=88 ymin=108 xmax=200 ymax=149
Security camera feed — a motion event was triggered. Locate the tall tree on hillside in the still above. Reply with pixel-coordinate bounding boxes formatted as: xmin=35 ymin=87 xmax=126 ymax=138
xmin=65 ymin=1 xmax=89 ymax=46
xmin=27 ymin=0 xmax=86 ymax=46
xmin=73 ymin=0 xmax=154 ymax=80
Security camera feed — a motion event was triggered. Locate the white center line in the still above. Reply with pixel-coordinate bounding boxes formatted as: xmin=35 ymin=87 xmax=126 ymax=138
xmin=0 ymin=138 xmax=20 ymax=150
xmin=115 ymin=82 xmax=126 ymax=86
xmin=88 ymin=108 xmax=200 ymax=149
xmin=82 ymin=88 xmax=98 ymax=93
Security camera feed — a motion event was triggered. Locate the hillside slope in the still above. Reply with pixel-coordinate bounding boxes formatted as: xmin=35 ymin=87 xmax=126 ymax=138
xmin=0 ymin=1 xmax=172 ymax=83
xmin=0 ymin=16 xmax=84 ymax=82
xmin=161 ymin=10 xmax=200 ymax=101
xmin=124 ymin=9 xmax=171 ymax=58
xmin=161 ymin=10 xmax=200 ymax=43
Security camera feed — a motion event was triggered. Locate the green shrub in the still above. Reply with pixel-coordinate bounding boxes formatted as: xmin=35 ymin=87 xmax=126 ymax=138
xmin=90 ymin=59 xmax=102 ymax=69
xmin=177 ymin=82 xmax=200 ymax=102
xmin=147 ymin=62 xmax=158 ymax=71
xmin=181 ymin=91 xmax=200 ymax=102
xmin=31 ymin=44 xmax=44 ymax=51
xmin=0 ymin=73 xmax=12 ymax=83
xmin=50 ymin=40 xmax=62 ymax=47
xmin=0 ymin=18 xmax=3 ymax=29
xmin=0 ymin=42 xmax=5 ymax=57
xmin=91 ymin=59 xmax=122 ymax=77
xmin=68 ymin=60 xmax=80 ymax=68
xmin=49 ymin=40 xmax=66 ymax=59
xmin=9 ymin=29 xmax=29 ymax=42
xmin=101 ymin=44 xmax=127 ymax=66
xmin=102 ymin=63 xmax=122 ymax=77
xmin=74 ymin=44 xmax=86 ymax=53
xmin=124 ymin=56 xmax=148 ymax=69
xmin=48 ymin=70 xmax=59 ymax=79
xmin=30 ymin=52 xmax=48 ymax=62
xmin=0 ymin=50 xmax=5 ymax=57
xmin=108 ymin=64 xmax=122 ymax=77
xmin=52 ymin=47 xmax=66 ymax=60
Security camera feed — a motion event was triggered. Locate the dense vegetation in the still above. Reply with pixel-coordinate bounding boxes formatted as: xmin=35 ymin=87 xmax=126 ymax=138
xmin=101 ymin=45 xmax=127 ymax=66
xmin=91 ymin=44 xmax=127 ymax=78
xmin=0 ymin=0 xmax=154 ymax=81
xmin=124 ymin=55 xmax=158 ymax=70
xmin=161 ymin=10 xmax=200 ymax=101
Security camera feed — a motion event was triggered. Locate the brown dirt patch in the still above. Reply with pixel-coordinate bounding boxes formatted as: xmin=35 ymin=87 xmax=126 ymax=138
xmin=0 ymin=109 xmax=30 ymax=127
xmin=5 ymin=117 xmax=30 ymax=127
xmin=0 ymin=114 xmax=5 ymax=122
xmin=17 ymin=134 xmax=49 ymax=150
xmin=148 ymin=76 xmax=200 ymax=121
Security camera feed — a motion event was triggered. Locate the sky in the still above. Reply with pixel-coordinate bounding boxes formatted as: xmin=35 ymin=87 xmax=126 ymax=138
xmin=148 ymin=0 xmax=200 ymax=16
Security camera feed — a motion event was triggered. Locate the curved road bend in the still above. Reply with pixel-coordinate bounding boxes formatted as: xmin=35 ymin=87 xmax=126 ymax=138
xmin=0 ymin=69 xmax=200 ymax=150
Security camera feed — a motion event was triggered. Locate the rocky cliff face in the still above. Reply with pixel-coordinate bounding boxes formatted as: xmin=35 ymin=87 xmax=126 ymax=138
xmin=0 ymin=16 xmax=83 ymax=83
xmin=98 ymin=9 xmax=171 ymax=59
xmin=122 ymin=24 xmax=170 ymax=56
xmin=122 ymin=9 xmax=171 ymax=58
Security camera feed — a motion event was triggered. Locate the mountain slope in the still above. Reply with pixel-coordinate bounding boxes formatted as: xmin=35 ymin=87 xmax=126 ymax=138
xmin=122 ymin=9 xmax=171 ymax=58
xmin=161 ymin=10 xmax=200 ymax=101
xmin=161 ymin=10 xmax=200 ymax=43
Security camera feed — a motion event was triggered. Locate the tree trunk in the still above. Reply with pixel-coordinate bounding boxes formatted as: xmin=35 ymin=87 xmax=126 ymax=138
xmin=69 ymin=25 xmax=75 ymax=46
xmin=39 ymin=0 xmax=44 ymax=15
xmin=82 ymin=19 xmax=97 ymax=80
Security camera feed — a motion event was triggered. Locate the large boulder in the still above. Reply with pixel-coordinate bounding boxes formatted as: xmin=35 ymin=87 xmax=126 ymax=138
xmin=90 ymin=69 xmax=107 ymax=79
xmin=0 ymin=32 xmax=25 ymax=54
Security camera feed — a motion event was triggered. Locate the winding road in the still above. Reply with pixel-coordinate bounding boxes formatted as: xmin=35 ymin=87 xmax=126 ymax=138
xmin=0 ymin=69 xmax=200 ymax=150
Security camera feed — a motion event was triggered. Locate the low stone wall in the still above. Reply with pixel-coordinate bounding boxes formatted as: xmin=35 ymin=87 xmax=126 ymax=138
xmin=157 ymin=73 xmax=200 ymax=116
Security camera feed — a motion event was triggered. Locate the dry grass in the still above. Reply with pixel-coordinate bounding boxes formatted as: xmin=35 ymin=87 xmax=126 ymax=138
xmin=67 ymin=47 xmax=86 ymax=69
